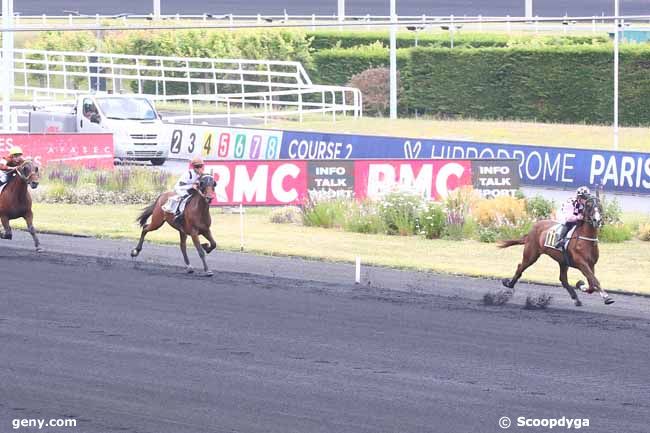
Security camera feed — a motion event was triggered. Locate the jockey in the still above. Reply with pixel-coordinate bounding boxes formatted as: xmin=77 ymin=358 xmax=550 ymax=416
xmin=556 ymin=186 xmax=590 ymax=248
xmin=173 ymin=157 xmax=205 ymax=223
xmin=0 ymin=146 xmax=25 ymax=187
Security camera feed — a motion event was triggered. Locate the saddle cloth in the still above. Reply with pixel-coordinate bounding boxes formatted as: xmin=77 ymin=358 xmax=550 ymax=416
xmin=544 ymin=223 xmax=576 ymax=250
xmin=162 ymin=195 xmax=181 ymax=214
xmin=162 ymin=194 xmax=191 ymax=216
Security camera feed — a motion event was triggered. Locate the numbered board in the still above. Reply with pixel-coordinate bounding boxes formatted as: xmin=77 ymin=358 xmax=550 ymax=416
xmin=166 ymin=124 xmax=283 ymax=161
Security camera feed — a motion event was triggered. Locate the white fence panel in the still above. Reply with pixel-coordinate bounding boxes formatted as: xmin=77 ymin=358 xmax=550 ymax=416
xmin=5 ymin=48 xmax=362 ymax=125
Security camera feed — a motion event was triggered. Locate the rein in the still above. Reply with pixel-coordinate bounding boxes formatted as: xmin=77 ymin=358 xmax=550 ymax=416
xmin=13 ymin=161 xmax=36 ymax=183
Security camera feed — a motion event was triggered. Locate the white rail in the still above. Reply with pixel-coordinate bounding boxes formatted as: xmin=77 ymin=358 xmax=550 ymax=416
xmin=5 ymin=48 xmax=362 ymax=125
xmin=8 ymin=13 xmax=650 ymax=34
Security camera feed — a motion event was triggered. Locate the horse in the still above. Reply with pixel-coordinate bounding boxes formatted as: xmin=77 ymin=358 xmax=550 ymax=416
xmin=131 ymin=174 xmax=217 ymax=276
xmin=497 ymin=194 xmax=614 ymax=306
xmin=0 ymin=159 xmax=42 ymax=251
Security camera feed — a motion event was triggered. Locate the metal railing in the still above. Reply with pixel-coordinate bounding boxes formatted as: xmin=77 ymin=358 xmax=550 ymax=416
xmin=9 ymin=13 xmax=650 ymax=33
xmin=5 ymin=48 xmax=362 ymax=125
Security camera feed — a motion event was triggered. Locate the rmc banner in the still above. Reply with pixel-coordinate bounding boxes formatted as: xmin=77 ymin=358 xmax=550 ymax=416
xmin=281 ymin=131 xmax=650 ymax=195
xmin=204 ymin=159 xmax=519 ymax=206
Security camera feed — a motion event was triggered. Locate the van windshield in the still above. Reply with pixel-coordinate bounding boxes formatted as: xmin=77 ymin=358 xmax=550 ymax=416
xmin=96 ymin=97 xmax=157 ymax=121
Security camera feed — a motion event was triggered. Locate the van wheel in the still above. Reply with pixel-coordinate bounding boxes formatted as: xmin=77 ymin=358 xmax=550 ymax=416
xmin=150 ymin=158 xmax=166 ymax=166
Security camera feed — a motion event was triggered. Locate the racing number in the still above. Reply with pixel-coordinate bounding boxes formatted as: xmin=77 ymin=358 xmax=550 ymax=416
xmin=170 ymin=129 xmax=182 ymax=154
xmin=188 ymin=132 xmax=196 ymax=154
xmin=202 ymin=132 xmax=214 ymax=157
xmin=249 ymin=135 xmax=262 ymax=159
xmin=233 ymin=134 xmax=246 ymax=159
xmin=266 ymin=136 xmax=279 ymax=159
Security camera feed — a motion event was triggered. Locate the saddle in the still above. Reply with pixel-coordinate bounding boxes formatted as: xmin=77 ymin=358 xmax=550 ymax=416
xmin=162 ymin=194 xmax=191 ymax=226
xmin=162 ymin=195 xmax=182 ymax=214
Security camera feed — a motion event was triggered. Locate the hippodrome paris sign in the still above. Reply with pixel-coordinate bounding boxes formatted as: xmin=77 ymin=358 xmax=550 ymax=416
xmin=164 ymin=124 xmax=650 ymax=195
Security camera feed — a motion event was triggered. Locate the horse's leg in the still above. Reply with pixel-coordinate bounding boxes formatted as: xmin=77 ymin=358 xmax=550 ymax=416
xmin=131 ymin=209 xmax=166 ymax=258
xmin=576 ymin=262 xmax=614 ymax=305
xmin=179 ymin=232 xmax=193 ymax=274
xmin=559 ymin=264 xmax=582 ymax=307
xmin=23 ymin=211 xmax=42 ymax=252
xmin=0 ymin=215 xmax=12 ymax=240
xmin=502 ymin=242 xmax=541 ymax=289
xmin=201 ymin=229 xmax=217 ymax=254
xmin=190 ymin=232 xmax=212 ymax=276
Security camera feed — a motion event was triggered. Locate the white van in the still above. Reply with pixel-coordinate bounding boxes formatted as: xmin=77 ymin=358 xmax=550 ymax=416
xmin=29 ymin=94 xmax=169 ymax=165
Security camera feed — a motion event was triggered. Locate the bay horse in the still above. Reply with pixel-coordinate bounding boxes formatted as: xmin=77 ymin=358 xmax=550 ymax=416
xmin=131 ymin=174 xmax=217 ymax=276
xmin=498 ymin=194 xmax=614 ymax=306
xmin=0 ymin=159 xmax=42 ymax=251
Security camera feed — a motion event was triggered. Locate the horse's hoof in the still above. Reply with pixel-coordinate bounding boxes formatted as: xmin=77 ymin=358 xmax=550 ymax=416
xmin=576 ymin=280 xmax=588 ymax=292
xmin=130 ymin=249 xmax=139 ymax=258
xmin=604 ymin=298 xmax=615 ymax=305
xmin=202 ymin=270 xmax=214 ymax=277
xmin=574 ymin=299 xmax=583 ymax=307
xmin=1 ymin=233 xmax=12 ymax=240
xmin=35 ymin=247 xmax=44 ymax=253
xmin=186 ymin=266 xmax=194 ymax=274
xmin=501 ymin=278 xmax=513 ymax=289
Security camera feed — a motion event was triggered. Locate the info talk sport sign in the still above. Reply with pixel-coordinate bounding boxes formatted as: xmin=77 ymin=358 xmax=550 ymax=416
xmin=164 ymin=124 xmax=650 ymax=195
xmin=204 ymin=159 xmax=520 ymax=206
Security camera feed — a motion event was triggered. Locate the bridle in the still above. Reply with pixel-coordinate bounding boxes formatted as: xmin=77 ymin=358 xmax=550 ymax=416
xmin=194 ymin=174 xmax=215 ymax=203
xmin=576 ymin=195 xmax=601 ymax=243
xmin=12 ymin=159 xmax=39 ymax=184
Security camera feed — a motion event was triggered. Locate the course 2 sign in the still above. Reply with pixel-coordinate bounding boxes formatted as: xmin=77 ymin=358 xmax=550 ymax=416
xmin=166 ymin=124 xmax=283 ymax=160
xmin=204 ymin=159 xmax=519 ymax=205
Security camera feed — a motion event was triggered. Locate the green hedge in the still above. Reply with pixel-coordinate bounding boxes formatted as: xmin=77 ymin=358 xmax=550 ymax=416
xmin=312 ymin=42 xmax=650 ymax=125
xmin=307 ymin=31 xmax=609 ymax=50
xmin=403 ymin=44 xmax=650 ymax=125
xmin=310 ymin=44 xmax=409 ymax=85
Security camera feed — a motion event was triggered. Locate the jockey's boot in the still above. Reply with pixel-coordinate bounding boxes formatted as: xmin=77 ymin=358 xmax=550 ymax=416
xmin=174 ymin=211 xmax=183 ymax=227
xmin=555 ymin=225 xmax=568 ymax=249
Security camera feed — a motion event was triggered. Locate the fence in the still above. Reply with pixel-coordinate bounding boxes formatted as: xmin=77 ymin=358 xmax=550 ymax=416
xmin=9 ymin=13 xmax=650 ymax=34
xmin=3 ymin=48 xmax=362 ymax=127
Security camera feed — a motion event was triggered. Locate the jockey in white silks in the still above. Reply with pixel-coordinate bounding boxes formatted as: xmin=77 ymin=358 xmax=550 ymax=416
xmin=171 ymin=157 xmax=205 ymax=224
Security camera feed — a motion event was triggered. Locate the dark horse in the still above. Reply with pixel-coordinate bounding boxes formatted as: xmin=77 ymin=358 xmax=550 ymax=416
xmin=498 ymin=194 xmax=614 ymax=306
xmin=131 ymin=174 xmax=217 ymax=276
xmin=0 ymin=159 xmax=42 ymax=251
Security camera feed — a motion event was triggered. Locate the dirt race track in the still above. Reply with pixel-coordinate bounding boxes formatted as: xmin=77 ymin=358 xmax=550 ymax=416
xmin=1 ymin=232 xmax=650 ymax=433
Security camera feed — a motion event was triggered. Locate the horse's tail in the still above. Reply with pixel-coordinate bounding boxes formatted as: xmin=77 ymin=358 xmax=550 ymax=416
xmin=497 ymin=236 xmax=528 ymax=249
xmin=136 ymin=194 xmax=161 ymax=228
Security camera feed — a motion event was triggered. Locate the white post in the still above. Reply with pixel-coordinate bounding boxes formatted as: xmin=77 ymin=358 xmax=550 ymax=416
xmin=355 ymin=256 xmax=361 ymax=284
xmin=389 ymin=0 xmax=397 ymax=119
xmin=153 ymin=0 xmax=161 ymax=19
xmin=2 ymin=0 xmax=14 ymax=131
xmin=613 ymin=0 xmax=620 ymax=150
xmin=239 ymin=203 xmax=245 ymax=252
xmin=525 ymin=0 xmax=533 ymax=20
xmin=337 ymin=0 xmax=345 ymax=22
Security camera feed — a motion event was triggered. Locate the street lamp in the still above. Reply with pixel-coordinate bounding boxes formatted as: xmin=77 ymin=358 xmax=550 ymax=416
xmin=2 ymin=0 xmax=14 ymax=131
xmin=389 ymin=0 xmax=397 ymax=119
xmin=153 ymin=0 xmax=161 ymax=19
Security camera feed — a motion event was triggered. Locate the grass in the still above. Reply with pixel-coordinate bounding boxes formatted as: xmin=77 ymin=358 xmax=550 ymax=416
xmin=268 ymin=116 xmax=650 ymax=153
xmin=11 ymin=203 xmax=650 ymax=296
